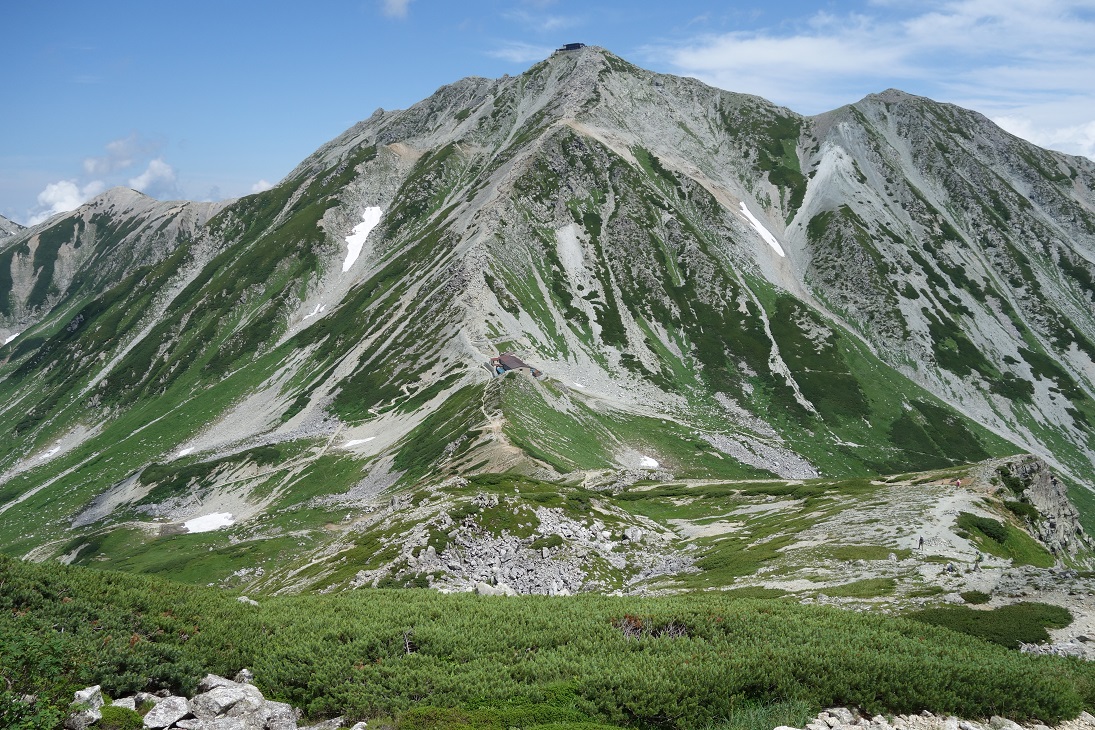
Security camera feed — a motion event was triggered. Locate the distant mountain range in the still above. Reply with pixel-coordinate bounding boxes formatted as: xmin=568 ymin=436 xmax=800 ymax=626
xmin=1 ymin=47 xmax=1093 ymax=594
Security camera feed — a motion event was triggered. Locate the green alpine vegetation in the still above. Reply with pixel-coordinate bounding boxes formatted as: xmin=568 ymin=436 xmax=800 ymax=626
xmin=4 ymin=556 xmax=1095 ymax=729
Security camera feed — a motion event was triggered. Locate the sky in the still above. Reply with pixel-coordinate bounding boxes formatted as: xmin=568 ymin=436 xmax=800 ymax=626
xmin=3 ymin=0 xmax=1094 ymax=226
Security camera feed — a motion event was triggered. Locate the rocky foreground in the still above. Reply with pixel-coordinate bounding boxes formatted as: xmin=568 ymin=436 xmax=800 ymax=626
xmin=779 ymin=708 xmax=1095 ymax=730
xmin=65 ymin=671 xmax=339 ymax=730
xmin=63 ymin=670 xmax=1095 ymax=730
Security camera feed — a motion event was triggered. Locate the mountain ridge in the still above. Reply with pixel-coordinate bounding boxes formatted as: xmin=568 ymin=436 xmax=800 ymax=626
xmin=0 ymin=47 xmax=1093 ymax=596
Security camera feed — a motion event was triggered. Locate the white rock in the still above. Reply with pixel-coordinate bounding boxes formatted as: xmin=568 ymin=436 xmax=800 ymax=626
xmin=143 ymin=695 xmax=190 ymax=728
xmin=65 ymin=685 xmax=103 ymax=730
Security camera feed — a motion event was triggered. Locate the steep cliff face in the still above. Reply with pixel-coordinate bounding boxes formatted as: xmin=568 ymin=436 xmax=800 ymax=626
xmin=995 ymin=455 xmax=1093 ymax=560
xmin=0 ymin=47 xmax=1093 ymax=588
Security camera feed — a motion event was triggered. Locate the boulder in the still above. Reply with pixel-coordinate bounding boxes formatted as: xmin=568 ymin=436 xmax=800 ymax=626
xmin=143 ymin=695 xmax=190 ymax=728
xmin=192 ymin=682 xmax=266 ymax=723
xmin=234 ymin=668 xmax=255 ymax=684
xmin=65 ymin=686 xmax=104 ymax=730
xmin=112 ymin=697 xmax=137 ymax=711
xmin=265 ymin=700 xmax=299 ymax=730
xmin=199 ymin=674 xmax=237 ymax=693
xmin=299 ymin=719 xmax=344 ymax=730
xmin=135 ymin=691 xmax=163 ymax=707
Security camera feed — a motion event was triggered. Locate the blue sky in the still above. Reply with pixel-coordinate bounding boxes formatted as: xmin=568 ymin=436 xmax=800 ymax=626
xmin=4 ymin=0 xmax=1094 ymax=225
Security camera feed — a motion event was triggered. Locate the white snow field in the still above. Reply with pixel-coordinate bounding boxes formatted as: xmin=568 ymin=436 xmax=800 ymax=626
xmin=639 ymin=456 xmax=660 ymax=468
xmin=184 ymin=512 xmax=235 ymax=533
xmin=343 ymin=207 xmax=383 ymax=272
xmin=3 ymin=332 xmax=20 ymax=345
xmin=341 ymin=438 xmax=376 ymax=448
xmin=739 ymin=202 xmax=786 ymax=257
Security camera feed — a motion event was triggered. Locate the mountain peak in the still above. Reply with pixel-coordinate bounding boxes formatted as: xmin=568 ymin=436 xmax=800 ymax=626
xmin=0 ymin=213 xmax=23 ymax=240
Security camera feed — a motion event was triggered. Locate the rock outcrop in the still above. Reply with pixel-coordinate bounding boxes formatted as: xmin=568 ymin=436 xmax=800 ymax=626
xmin=65 ymin=672 xmax=308 ymax=730
xmin=1002 ymin=455 xmax=1093 ymax=562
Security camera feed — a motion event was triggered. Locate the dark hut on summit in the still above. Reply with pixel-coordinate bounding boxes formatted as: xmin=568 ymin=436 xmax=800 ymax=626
xmin=490 ymin=353 xmax=542 ymax=378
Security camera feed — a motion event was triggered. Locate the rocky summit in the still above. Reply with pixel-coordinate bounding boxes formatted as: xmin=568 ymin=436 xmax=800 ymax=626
xmin=1 ymin=47 xmax=1094 ymax=603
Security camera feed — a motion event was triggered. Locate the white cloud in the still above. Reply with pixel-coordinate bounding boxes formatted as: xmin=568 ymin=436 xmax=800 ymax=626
xmin=503 ymin=9 xmax=581 ymax=32
xmin=381 ymin=0 xmax=411 ymax=18
xmin=653 ymin=0 xmax=1095 ymax=159
xmin=83 ymin=133 xmax=161 ymax=176
xmin=993 ymin=115 xmax=1095 ymax=160
xmin=128 ymin=158 xmax=179 ymax=198
xmin=488 ymin=41 xmax=556 ymax=64
xmin=250 ymin=179 xmax=273 ymax=193
xmin=27 ymin=179 xmax=106 ymax=225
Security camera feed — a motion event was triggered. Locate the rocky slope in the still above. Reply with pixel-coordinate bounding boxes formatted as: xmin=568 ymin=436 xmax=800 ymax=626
xmin=0 ymin=47 xmax=1093 ymax=594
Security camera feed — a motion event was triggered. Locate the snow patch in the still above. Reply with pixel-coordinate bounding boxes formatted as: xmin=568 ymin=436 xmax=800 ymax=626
xmin=343 ymin=207 xmax=383 ymax=272
xmin=342 ymin=438 xmax=376 ymax=448
xmin=302 ymin=303 xmax=326 ymax=320
xmin=739 ymin=202 xmax=785 ymax=257
xmin=555 ymin=223 xmax=584 ymax=282
xmin=639 ymin=456 xmax=660 ymax=468
xmin=184 ymin=513 xmax=234 ymax=533
xmin=38 ymin=447 xmax=61 ymax=461
xmin=175 ymin=447 xmax=195 ymax=458
xmin=3 ymin=332 xmax=20 ymax=345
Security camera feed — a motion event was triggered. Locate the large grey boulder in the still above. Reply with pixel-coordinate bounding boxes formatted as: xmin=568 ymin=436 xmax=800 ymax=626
xmin=265 ymin=701 xmax=299 ymax=730
xmin=65 ymin=685 xmax=104 ymax=730
xmin=198 ymin=674 xmax=237 ymax=693
xmin=143 ymin=695 xmax=190 ymax=728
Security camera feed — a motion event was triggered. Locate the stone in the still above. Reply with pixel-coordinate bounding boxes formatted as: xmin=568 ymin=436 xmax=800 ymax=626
xmin=475 ymin=581 xmax=502 ymax=596
xmin=829 ymin=708 xmax=856 ymax=725
xmin=112 ymin=697 xmax=137 ymax=710
xmin=623 ymin=527 xmax=644 ymax=543
xmin=135 ymin=692 xmax=162 ymax=707
xmin=234 ymin=668 xmax=255 ymax=684
xmin=237 ymin=596 xmax=259 ymax=607
xmin=175 ymin=721 xmax=207 ymax=730
xmin=989 ymin=717 xmax=1024 ymax=730
xmin=223 ymin=685 xmax=266 ymax=722
xmin=65 ymin=686 xmax=104 ymax=730
xmin=199 ymin=674 xmax=237 ymax=693
xmin=299 ymin=719 xmax=344 ymax=730
xmin=266 ymin=700 xmax=299 ymax=730
xmin=208 ymin=719 xmax=246 ymax=730
xmin=142 ymin=695 xmax=190 ymax=728
xmin=190 ymin=684 xmax=250 ymax=719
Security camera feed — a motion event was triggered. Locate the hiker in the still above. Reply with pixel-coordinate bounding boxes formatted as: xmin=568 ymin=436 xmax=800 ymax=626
xmin=955 ymin=477 xmax=962 ymax=488
xmin=918 ymin=535 xmax=925 ymax=550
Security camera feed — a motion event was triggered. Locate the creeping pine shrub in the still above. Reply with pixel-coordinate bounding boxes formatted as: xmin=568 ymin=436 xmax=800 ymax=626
xmin=1005 ymin=500 xmax=1041 ymax=521
xmin=957 ymin=513 xmax=1009 ymax=543
xmin=98 ymin=705 xmax=143 ymax=730
xmin=960 ymin=591 xmax=991 ymax=605
xmin=907 ymin=602 xmax=1072 ymax=648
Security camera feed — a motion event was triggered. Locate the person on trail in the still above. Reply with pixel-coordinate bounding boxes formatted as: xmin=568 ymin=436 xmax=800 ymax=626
xmin=918 ymin=535 xmax=925 ymax=550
